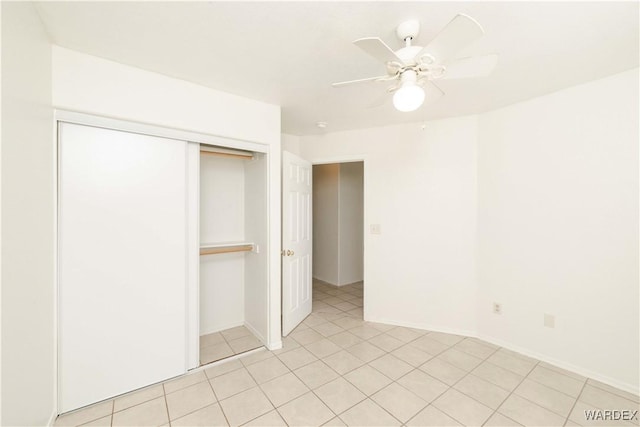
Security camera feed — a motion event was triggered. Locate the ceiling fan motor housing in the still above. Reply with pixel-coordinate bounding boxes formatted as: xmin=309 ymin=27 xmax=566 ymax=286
xmin=395 ymin=45 xmax=423 ymax=65
xmin=332 ymin=14 xmax=497 ymax=112
xmin=396 ymin=19 xmax=420 ymax=41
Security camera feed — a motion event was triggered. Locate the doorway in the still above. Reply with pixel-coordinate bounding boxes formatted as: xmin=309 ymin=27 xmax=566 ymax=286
xmin=311 ymin=162 xmax=364 ymax=319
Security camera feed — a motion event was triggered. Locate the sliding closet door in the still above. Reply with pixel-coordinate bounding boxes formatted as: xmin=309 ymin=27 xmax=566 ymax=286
xmin=59 ymin=123 xmax=187 ymax=412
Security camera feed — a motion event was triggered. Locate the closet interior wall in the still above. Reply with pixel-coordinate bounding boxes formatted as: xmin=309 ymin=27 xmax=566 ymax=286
xmin=198 ymin=147 xmax=268 ymax=365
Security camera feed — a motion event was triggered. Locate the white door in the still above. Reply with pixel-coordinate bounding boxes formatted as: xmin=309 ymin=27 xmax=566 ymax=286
xmin=282 ymin=151 xmax=312 ymax=335
xmin=59 ymin=123 xmax=187 ymax=412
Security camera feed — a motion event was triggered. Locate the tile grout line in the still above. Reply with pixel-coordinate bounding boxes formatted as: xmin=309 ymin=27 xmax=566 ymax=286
xmin=525 ymin=370 xmax=587 ymax=400
xmin=585 ymin=380 xmax=640 ymax=404
xmin=200 ymin=326 xmax=264 ymax=368
xmin=250 ymin=350 xmax=337 ymax=425
xmin=308 ymin=287 xmax=435 ymax=418
xmin=297 ymin=350 xmax=404 ymax=427
xmin=75 ymin=280 xmax=633 ymax=427
xmin=318 ymin=282 xmax=508 ymax=425
xmin=536 ymin=362 xmax=589 ymax=383
xmin=284 ymin=302 xmax=404 ymax=426
xmin=330 ymin=325 xmax=441 ymax=425
xmin=162 ymin=383 xmax=171 ymax=427
xmin=404 ymin=336 xmax=502 ymax=426
xmin=206 ymin=373 xmax=233 ymax=427
xmin=277 ymin=283 xmax=627 ymax=426
xmin=563 ymin=378 xmax=589 ymax=427
xmin=514 ymin=361 xmax=591 ymax=421
xmin=299 ymin=344 xmax=392 ymax=420
xmin=474 ymin=345 xmax=524 ymax=426
xmin=486 ymin=358 xmax=541 ymax=426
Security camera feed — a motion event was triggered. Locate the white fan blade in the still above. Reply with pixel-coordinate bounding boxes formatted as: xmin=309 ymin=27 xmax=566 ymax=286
xmin=332 ymin=75 xmax=390 ymax=88
xmin=442 ymin=54 xmax=498 ymax=79
xmin=417 ymin=14 xmax=484 ymax=63
xmin=354 ymin=37 xmax=402 ymax=64
xmin=367 ymin=85 xmax=399 ymax=108
xmin=423 ymin=81 xmax=445 ymax=105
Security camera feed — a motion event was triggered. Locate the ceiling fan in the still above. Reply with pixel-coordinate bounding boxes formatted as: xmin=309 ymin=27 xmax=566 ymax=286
xmin=332 ymin=15 xmax=498 ymax=112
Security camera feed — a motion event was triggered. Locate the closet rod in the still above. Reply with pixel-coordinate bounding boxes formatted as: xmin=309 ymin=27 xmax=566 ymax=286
xmin=200 ymin=245 xmax=253 ymax=256
xmin=200 ymin=150 xmax=253 ymax=160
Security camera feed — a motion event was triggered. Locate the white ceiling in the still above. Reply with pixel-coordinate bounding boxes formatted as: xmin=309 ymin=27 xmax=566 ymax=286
xmin=35 ymin=1 xmax=639 ymax=135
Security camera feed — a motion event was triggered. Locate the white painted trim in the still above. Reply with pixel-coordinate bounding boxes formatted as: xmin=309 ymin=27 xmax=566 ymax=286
xmin=310 ymin=155 xmax=367 ymax=319
xmin=54 ymin=110 xmax=268 ymax=154
xmin=267 ymin=145 xmax=283 ymax=351
xmin=199 ymin=321 xmax=245 ymax=337
xmin=244 ymin=321 xmax=266 ymax=346
xmin=55 ymin=121 xmax=63 ymax=416
xmin=366 ymin=312 xmax=640 ymax=396
xmin=267 ymin=341 xmax=283 ymax=351
xmin=478 ymin=334 xmax=640 ymax=396
xmin=47 ymin=410 xmax=57 ymax=427
xmin=336 ymin=165 xmax=341 ymax=286
xmin=366 ymin=317 xmax=477 ymax=338
xmin=361 ymin=159 xmax=367 ymax=315
xmin=312 ymin=155 xmax=366 ymax=165
xmin=186 ymin=143 xmax=200 ymax=371
xmin=52 ymin=115 xmax=59 ymax=422
xmin=187 ymin=347 xmax=267 ymax=373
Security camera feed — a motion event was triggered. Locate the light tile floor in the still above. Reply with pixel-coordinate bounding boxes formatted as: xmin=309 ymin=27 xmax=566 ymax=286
xmin=55 ymin=280 xmax=639 ymax=426
xmin=201 ymin=325 xmax=264 ymax=365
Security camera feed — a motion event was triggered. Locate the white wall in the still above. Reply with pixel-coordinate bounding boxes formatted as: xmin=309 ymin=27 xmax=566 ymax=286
xmin=312 ymin=162 xmax=364 ymax=286
xmin=200 ymin=156 xmax=245 ymax=334
xmin=313 ymin=164 xmax=340 ymax=284
xmin=51 ymin=46 xmax=283 ymax=350
xmin=298 ymin=69 xmax=639 ymax=394
xmin=52 ymin=46 xmax=280 ymax=146
xmin=1 ymin=2 xmax=55 ymax=425
xmin=300 ymin=117 xmax=479 ymax=334
xmin=244 ymin=154 xmax=269 ymax=342
xmin=477 ymin=68 xmax=639 ymax=392
xmin=282 ymin=133 xmax=301 ymax=156
xmin=338 ymin=162 xmax=364 ymax=285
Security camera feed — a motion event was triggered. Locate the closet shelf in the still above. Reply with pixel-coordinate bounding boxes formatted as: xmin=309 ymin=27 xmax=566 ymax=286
xmin=200 ymin=242 xmax=254 ymax=256
xmin=200 ymin=150 xmax=253 ymax=160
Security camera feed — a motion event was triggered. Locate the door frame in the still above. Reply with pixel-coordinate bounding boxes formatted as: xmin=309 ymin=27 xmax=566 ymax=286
xmin=309 ymin=155 xmax=368 ymax=320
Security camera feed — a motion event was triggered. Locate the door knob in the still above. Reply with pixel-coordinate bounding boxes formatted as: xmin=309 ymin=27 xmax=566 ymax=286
xmin=286 ymin=250 xmax=294 ymax=256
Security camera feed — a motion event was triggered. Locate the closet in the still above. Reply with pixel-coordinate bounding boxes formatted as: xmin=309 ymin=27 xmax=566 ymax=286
xmin=58 ymin=116 xmax=270 ymax=413
xmin=197 ymin=146 xmax=268 ymax=366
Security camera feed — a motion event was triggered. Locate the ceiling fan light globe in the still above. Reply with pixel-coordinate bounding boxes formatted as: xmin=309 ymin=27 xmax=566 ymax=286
xmin=393 ymin=84 xmax=425 ymax=112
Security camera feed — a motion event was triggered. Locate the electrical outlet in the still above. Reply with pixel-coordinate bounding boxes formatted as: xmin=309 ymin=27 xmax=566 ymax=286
xmin=370 ymin=224 xmax=381 ymax=234
xmin=493 ymin=302 xmax=502 ymax=314
xmin=544 ymin=313 xmax=555 ymax=328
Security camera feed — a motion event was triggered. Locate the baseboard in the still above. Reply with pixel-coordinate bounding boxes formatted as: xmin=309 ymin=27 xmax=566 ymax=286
xmin=243 ymin=320 xmax=266 ymax=345
xmin=477 ymin=333 xmax=640 ymax=396
xmin=338 ymin=280 xmax=363 ymax=287
xmin=267 ymin=340 xmax=283 ymax=351
xmin=188 ymin=347 xmax=267 ymax=373
xmin=200 ymin=320 xmax=244 ymax=336
xmin=365 ymin=316 xmax=476 ymax=339
xmin=48 ymin=408 xmax=57 ymax=426
xmin=363 ymin=316 xmax=638 ymax=396
xmin=313 ymin=277 xmax=362 ymax=287
xmin=313 ymin=276 xmax=338 ymax=286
